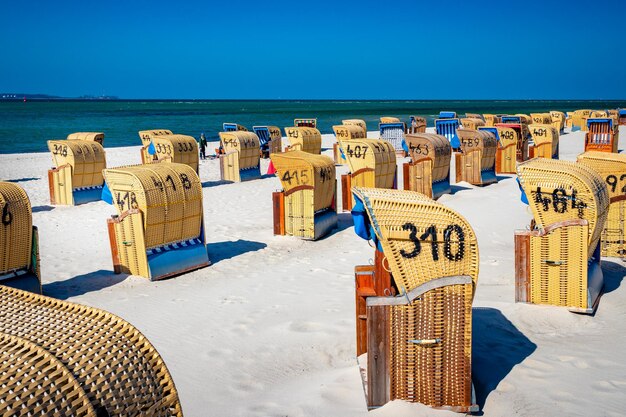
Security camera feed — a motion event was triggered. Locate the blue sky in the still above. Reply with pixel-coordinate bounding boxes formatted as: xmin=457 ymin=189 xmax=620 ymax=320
xmin=1 ymin=0 xmax=624 ymax=99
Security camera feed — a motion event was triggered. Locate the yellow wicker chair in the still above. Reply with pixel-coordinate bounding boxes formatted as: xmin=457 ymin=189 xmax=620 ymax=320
xmin=482 ymin=114 xmax=501 ymax=127
xmin=103 ymin=162 xmax=210 ymax=281
xmin=338 ymin=139 xmax=396 ymax=211
xmin=460 ymin=117 xmax=485 ymax=130
xmin=138 ymin=129 xmax=173 ymax=163
xmin=515 ymin=158 xmax=608 ymax=313
xmin=0 ymin=182 xmax=40 ymax=294
xmin=402 ymin=133 xmax=451 ymax=199
xmin=549 ymin=111 xmax=566 ymax=132
xmin=270 ymin=151 xmax=337 ymax=240
xmin=380 ymin=116 xmax=401 ymax=123
xmin=477 ymin=126 xmax=517 ymax=174
xmin=514 ymin=114 xmax=533 ymax=125
xmin=218 ymin=131 xmax=261 ymax=182
xmin=584 ymin=118 xmax=619 ymax=153
xmin=67 ymin=131 xmax=105 ymax=145
xmin=495 ymin=121 xmax=529 ymax=162
xmin=528 ymin=124 xmax=559 ymax=159
xmin=147 ymin=134 xmax=200 ymax=174
xmin=0 ymin=285 xmax=183 ymax=416
xmin=455 ymin=129 xmax=497 ymax=186
xmin=570 ymin=109 xmax=593 ymax=131
xmin=408 ymin=116 xmax=427 ymax=133
xmin=590 ymin=110 xmax=608 ymax=118
xmin=342 ymin=119 xmax=367 ymax=132
xmin=351 ymin=187 xmax=478 ymax=412
xmin=577 ymin=151 xmax=626 ymax=258
xmin=465 ymin=113 xmax=485 ymax=121
xmin=332 ymin=124 xmax=367 ymax=164
xmin=47 ymin=139 xmax=106 ymax=205
xmin=530 ymin=113 xmax=551 ymax=124
xmin=284 ymin=126 xmax=322 ymax=154
xmin=294 ymin=118 xmax=317 ymax=128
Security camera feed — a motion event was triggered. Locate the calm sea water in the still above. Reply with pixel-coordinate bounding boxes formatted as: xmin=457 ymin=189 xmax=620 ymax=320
xmin=1 ymin=100 xmax=624 ymax=154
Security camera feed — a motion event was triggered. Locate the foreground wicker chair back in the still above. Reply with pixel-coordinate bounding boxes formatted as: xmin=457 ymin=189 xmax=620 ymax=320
xmin=528 ymin=124 xmax=559 ymax=159
xmin=47 ymin=139 xmax=106 ymax=205
xmin=218 ymin=131 xmax=261 ymax=181
xmin=0 ymin=285 xmax=183 ymax=417
xmin=270 ymin=151 xmax=337 ymax=240
xmin=577 ymin=151 xmax=626 ymax=258
xmin=351 ymin=187 xmax=478 ymax=412
xmin=103 ymin=162 xmax=209 ymax=280
xmin=339 ymin=139 xmax=396 ymax=210
xmin=252 ymin=125 xmax=282 ymax=157
xmin=402 ymin=133 xmax=452 ymax=198
xmin=515 ymin=158 xmax=608 ymax=313
xmin=138 ymin=129 xmax=173 ymax=163
xmin=67 ymin=131 xmax=105 ymax=145
xmin=455 ymin=129 xmax=497 ymax=186
xmin=284 ymin=126 xmax=322 ymax=154
xmin=584 ymin=118 xmax=619 ymax=153
xmin=332 ymin=124 xmax=367 ymax=164
xmin=0 ymin=182 xmax=40 ymax=293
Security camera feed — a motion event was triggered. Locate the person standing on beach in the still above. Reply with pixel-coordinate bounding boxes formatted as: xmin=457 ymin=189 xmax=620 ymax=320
xmin=199 ymin=133 xmax=207 ymax=160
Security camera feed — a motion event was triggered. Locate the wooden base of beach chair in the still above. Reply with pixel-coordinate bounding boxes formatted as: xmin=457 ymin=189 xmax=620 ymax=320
xmin=48 ymin=166 xmax=103 ymax=206
xmin=402 ymin=161 xmax=451 ymax=199
xmin=495 ymin=144 xmax=517 ymax=174
xmin=219 ymin=151 xmax=261 ymax=182
xmin=529 ymin=143 xmax=558 ymax=159
xmin=107 ymin=211 xmax=210 ymax=281
xmin=272 ymin=191 xmax=286 ymax=235
xmin=342 ymin=174 xmax=352 ymax=211
xmin=272 ymin=190 xmax=337 ymax=240
xmin=455 ymin=153 xmax=497 ymax=186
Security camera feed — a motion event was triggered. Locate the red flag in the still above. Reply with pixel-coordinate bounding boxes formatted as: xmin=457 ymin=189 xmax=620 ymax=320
xmin=267 ymin=160 xmax=276 ymax=175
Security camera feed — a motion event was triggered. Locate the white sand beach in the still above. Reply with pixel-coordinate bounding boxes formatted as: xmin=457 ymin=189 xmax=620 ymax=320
xmin=1 ymin=127 xmax=625 ymax=417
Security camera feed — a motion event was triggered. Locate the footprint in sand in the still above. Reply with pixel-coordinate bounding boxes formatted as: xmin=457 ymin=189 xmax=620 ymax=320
xmin=220 ymin=295 xmax=249 ymax=304
xmin=289 ymin=321 xmax=323 ymax=332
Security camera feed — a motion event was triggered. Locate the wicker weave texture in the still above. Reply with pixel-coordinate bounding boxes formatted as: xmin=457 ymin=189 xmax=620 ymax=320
xmin=458 ymin=129 xmax=497 ymax=169
xmin=405 ymin=134 xmax=451 ymax=183
xmin=571 ymin=110 xmax=592 ymax=131
xmin=578 ymin=151 xmax=626 ymax=257
xmin=550 ymin=111 xmax=565 ymax=131
xmin=219 ymin=131 xmax=261 ymax=170
xmin=333 ymin=124 xmax=366 ymax=140
xmin=380 ymin=117 xmax=401 ymax=123
xmin=483 ymin=114 xmax=500 ymax=126
xmin=530 ymin=113 xmax=552 ymax=124
xmin=270 ymin=151 xmax=335 ymax=213
xmin=351 ymin=187 xmax=479 ymax=293
xmin=103 ymin=163 xmax=203 ymax=249
xmin=0 ymin=285 xmax=182 ymax=417
xmin=284 ymin=189 xmax=315 ymax=238
xmin=138 ymin=129 xmax=173 ymax=147
xmin=517 ymin=158 xmax=609 ymax=258
xmin=342 ymin=119 xmax=367 ymax=132
xmin=48 ymin=140 xmax=106 ymax=189
xmin=460 ymin=118 xmax=485 ymax=130
xmin=0 ymin=182 xmax=32 ymax=275
xmin=341 ymin=139 xmax=396 ymax=189
xmin=67 ymin=132 xmax=105 ymax=145
xmin=409 ymin=116 xmax=427 ymax=133
xmin=0 ymin=332 xmax=97 ymax=417
xmin=151 ymin=135 xmax=200 ymax=173
xmin=284 ymin=127 xmax=322 ymax=154
xmin=529 ymin=124 xmax=559 ymax=158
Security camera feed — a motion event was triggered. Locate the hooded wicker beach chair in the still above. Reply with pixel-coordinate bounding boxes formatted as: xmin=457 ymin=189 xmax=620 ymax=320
xmin=284 ymin=126 xmax=322 ymax=154
xmin=103 ymin=162 xmax=210 ymax=281
xmin=584 ymin=118 xmax=619 ymax=153
xmin=482 ymin=114 xmax=501 ymax=127
xmin=0 ymin=182 xmax=40 ymax=294
xmin=67 ymin=132 xmax=105 ymax=145
xmin=402 ymin=133 xmax=452 ymax=199
xmin=465 ymin=113 xmax=485 ymax=122
xmin=578 ymin=151 xmax=626 ymax=259
xmin=455 ymin=129 xmax=497 ymax=186
xmin=569 ymin=109 xmax=593 ymax=131
xmin=0 ymin=285 xmax=183 ymax=417
xmin=351 ymin=187 xmax=479 ymax=412
xmin=145 ymin=134 xmax=200 ymax=174
xmin=530 ymin=113 xmax=552 ymax=125
xmin=252 ymin=125 xmax=282 ymax=157
xmin=408 ymin=116 xmax=427 ymax=134
xmin=332 ymin=124 xmax=367 ymax=164
xmin=379 ymin=120 xmax=407 ymax=156
xmin=549 ymin=111 xmax=566 ymax=133
xmin=339 ymin=139 xmax=396 ymax=211
xmin=619 ymin=109 xmax=626 ymax=126
xmin=435 ymin=118 xmax=461 ymax=149
xmin=222 ymin=122 xmax=248 ymax=132
xmin=590 ymin=110 xmax=608 ymax=118
xmin=515 ymin=158 xmax=608 ymax=314
xmin=47 ymin=139 xmax=106 ymax=205
xmin=342 ymin=119 xmax=367 ymax=132
xmin=529 ymin=124 xmax=559 ymax=159
xmin=138 ymin=129 xmax=173 ymax=163
xmin=495 ymin=120 xmax=529 ymax=162
xmin=460 ymin=117 xmax=485 ymax=130
xmin=218 ymin=131 xmax=261 ymax=182
xmin=478 ymin=126 xmax=516 ymax=174
xmin=294 ymin=118 xmax=317 ymax=128
xmin=270 ymin=151 xmax=337 ymax=240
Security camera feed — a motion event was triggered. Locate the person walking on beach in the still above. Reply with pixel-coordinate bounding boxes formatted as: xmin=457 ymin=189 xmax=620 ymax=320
xmin=199 ymin=133 xmax=207 ymax=160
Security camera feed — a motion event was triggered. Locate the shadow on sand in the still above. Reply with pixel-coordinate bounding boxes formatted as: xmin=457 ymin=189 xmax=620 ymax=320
xmin=32 ymin=205 xmax=55 ymax=213
xmin=43 ymin=269 xmax=128 ymax=300
xmin=6 ymin=177 xmax=39 ymax=183
xmin=472 ymin=307 xmax=536 ymax=413
xmin=600 ymin=259 xmax=626 ymax=294
xmin=206 ymin=239 xmax=267 ymax=264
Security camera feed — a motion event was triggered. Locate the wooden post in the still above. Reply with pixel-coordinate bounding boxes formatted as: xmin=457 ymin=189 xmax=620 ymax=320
xmin=47 ymin=169 xmax=56 ymax=205
xmin=355 ymin=265 xmax=376 ymax=356
xmin=272 ymin=191 xmax=285 ymax=235
xmin=367 ymin=304 xmax=390 ymax=408
xmin=514 ymin=231 xmax=530 ymax=302
xmin=107 ymin=218 xmax=121 ymax=274
xmin=341 ymin=174 xmax=352 ymax=212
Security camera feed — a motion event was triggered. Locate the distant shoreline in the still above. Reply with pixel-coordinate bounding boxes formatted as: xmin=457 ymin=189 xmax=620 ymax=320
xmin=1 ymin=98 xmax=625 ymax=103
